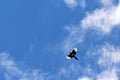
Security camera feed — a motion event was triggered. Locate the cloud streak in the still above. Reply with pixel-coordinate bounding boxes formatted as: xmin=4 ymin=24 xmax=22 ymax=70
xmin=100 ymin=0 xmax=114 ymax=7
xmin=62 ymin=0 xmax=120 ymax=52
xmin=0 ymin=52 xmax=48 ymax=80
xmin=64 ymin=0 xmax=86 ymax=9
xmin=77 ymin=44 xmax=120 ymax=80
xmin=77 ymin=77 xmax=92 ymax=80
xmin=98 ymin=44 xmax=120 ymax=67
xmin=97 ymin=68 xmax=118 ymax=80
xmin=81 ymin=3 xmax=120 ymax=34
xmin=96 ymin=44 xmax=120 ymax=80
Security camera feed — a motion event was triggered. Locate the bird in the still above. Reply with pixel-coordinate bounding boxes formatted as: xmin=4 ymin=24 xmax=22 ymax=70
xmin=66 ymin=48 xmax=79 ymax=60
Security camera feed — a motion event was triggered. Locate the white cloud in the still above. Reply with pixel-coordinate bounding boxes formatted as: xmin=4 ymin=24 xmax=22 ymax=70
xmin=100 ymin=0 xmax=114 ymax=7
xmin=77 ymin=77 xmax=92 ymax=80
xmin=0 ymin=52 xmax=48 ymax=80
xmin=64 ymin=0 xmax=86 ymax=9
xmin=0 ymin=52 xmax=83 ymax=80
xmin=64 ymin=0 xmax=78 ymax=8
xmin=59 ymin=63 xmax=81 ymax=76
xmin=62 ymin=26 xmax=84 ymax=53
xmin=86 ymin=44 xmax=120 ymax=80
xmin=97 ymin=68 xmax=118 ymax=80
xmin=92 ymin=44 xmax=120 ymax=80
xmin=81 ymin=3 xmax=120 ymax=34
xmin=98 ymin=45 xmax=120 ymax=67
xmin=80 ymin=0 xmax=86 ymax=8
xmin=62 ymin=1 xmax=120 ymax=52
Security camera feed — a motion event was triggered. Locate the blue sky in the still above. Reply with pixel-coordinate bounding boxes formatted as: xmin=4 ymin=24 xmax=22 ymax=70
xmin=0 ymin=0 xmax=120 ymax=80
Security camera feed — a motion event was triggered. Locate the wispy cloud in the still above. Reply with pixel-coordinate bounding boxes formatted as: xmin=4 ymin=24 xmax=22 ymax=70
xmin=98 ymin=44 xmax=120 ymax=67
xmin=77 ymin=77 xmax=92 ymax=80
xmin=75 ymin=44 xmax=120 ymax=80
xmin=64 ymin=0 xmax=86 ymax=9
xmin=57 ymin=63 xmax=81 ymax=79
xmin=0 ymin=52 xmax=48 ymax=80
xmin=62 ymin=26 xmax=84 ymax=52
xmin=81 ymin=3 xmax=120 ymax=34
xmin=97 ymin=68 xmax=118 ymax=80
xmin=89 ymin=44 xmax=120 ymax=80
xmin=0 ymin=52 xmax=83 ymax=80
xmin=100 ymin=0 xmax=114 ymax=7
xmin=62 ymin=0 xmax=120 ymax=52
xmin=95 ymin=44 xmax=120 ymax=80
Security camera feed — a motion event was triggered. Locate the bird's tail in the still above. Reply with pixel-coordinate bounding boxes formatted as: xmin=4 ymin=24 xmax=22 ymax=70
xmin=73 ymin=56 xmax=79 ymax=60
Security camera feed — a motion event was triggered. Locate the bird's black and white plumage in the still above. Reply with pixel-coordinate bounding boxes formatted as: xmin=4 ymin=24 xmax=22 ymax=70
xmin=66 ymin=48 xmax=79 ymax=60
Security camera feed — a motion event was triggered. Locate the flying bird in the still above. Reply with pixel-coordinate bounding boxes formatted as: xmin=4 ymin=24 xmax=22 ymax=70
xmin=66 ymin=48 xmax=79 ymax=60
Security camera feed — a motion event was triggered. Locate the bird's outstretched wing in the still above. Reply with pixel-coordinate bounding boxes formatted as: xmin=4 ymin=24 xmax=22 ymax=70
xmin=71 ymin=48 xmax=78 ymax=55
xmin=66 ymin=53 xmax=72 ymax=59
